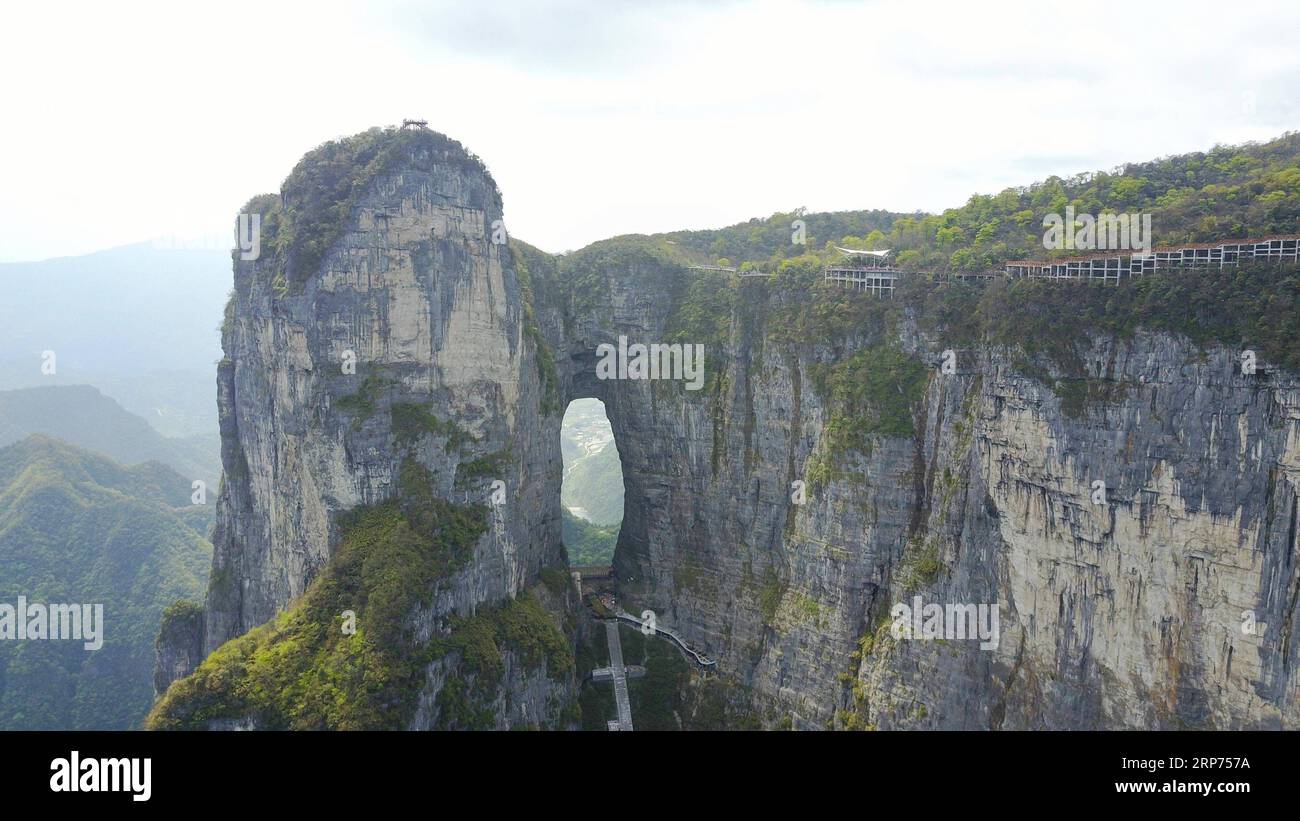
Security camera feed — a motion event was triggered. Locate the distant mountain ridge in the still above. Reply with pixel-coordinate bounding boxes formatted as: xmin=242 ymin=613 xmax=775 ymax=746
xmin=0 ymin=241 xmax=229 ymax=438
xmin=0 ymin=385 xmax=220 ymax=491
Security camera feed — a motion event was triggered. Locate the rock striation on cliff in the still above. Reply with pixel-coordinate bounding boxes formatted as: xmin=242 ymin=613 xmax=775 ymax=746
xmin=538 ymin=245 xmax=1300 ymax=730
xmin=150 ymin=127 xmax=576 ymax=730
xmin=153 ymin=125 xmax=1300 ymax=730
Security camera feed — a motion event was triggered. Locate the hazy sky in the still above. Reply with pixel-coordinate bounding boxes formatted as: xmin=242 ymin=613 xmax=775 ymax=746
xmin=3 ymin=0 xmax=1300 ymax=262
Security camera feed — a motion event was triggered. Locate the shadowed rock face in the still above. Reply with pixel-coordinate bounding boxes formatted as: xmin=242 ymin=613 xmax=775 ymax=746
xmin=549 ymin=251 xmax=1300 ymax=728
xmin=166 ymin=126 xmax=1300 ymax=730
xmin=550 ymin=268 xmax=1300 ymax=729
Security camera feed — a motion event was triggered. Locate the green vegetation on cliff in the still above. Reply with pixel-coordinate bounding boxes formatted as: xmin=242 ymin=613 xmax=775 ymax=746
xmin=455 ymin=448 xmax=513 ymax=485
xmin=390 ymin=402 xmax=470 ymax=450
xmin=512 ymin=239 xmax=563 ymax=416
xmin=148 ymin=460 xmax=488 ymax=729
xmin=810 ymin=345 xmax=929 ymax=445
xmin=334 ymin=369 xmax=393 ymax=426
xmin=251 ymin=127 xmax=498 ymax=283
xmin=149 ymin=458 xmax=573 ymax=730
xmin=974 ymin=260 xmax=1300 ymax=372
xmin=770 ymin=256 xmax=1300 ymax=392
xmin=548 ymin=235 xmax=740 ymax=397
xmin=432 ymin=591 xmax=574 ymax=730
xmin=157 ymin=599 xmax=204 ymax=638
xmin=555 ymin=235 xmax=692 ymax=320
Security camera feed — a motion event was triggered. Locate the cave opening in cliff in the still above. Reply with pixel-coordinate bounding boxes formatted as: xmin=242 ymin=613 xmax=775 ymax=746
xmin=559 ymin=397 xmax=623 ymax=569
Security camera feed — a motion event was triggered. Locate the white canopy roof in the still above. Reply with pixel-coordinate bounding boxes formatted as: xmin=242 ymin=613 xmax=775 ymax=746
xmin=835 ymin=247 xmax=891 ymax=257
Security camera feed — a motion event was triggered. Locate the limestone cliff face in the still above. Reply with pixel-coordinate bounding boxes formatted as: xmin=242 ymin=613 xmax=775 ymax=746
xmin=169 ymin=128 xmax=575 ymax=728
xmin=154 ymin=602 xmax=204 ymax=696
xmin=535 ymin=255 xmax=1300 ymax=730
xmin=852 ymin=331 xmax=1300 ymax=730
xmin=161 ymin=125 xmax=1299 ymax=731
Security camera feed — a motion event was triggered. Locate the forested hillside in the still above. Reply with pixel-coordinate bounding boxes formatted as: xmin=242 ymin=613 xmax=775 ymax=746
xmin=652 ymin=131 xmax=1300 ymax=274
xmin=0 ymin=436 xmax=211 ymax=729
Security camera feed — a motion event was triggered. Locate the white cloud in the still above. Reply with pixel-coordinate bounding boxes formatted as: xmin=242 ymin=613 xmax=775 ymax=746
xmin=1 ymin=0 xmax=1298 ymax=261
